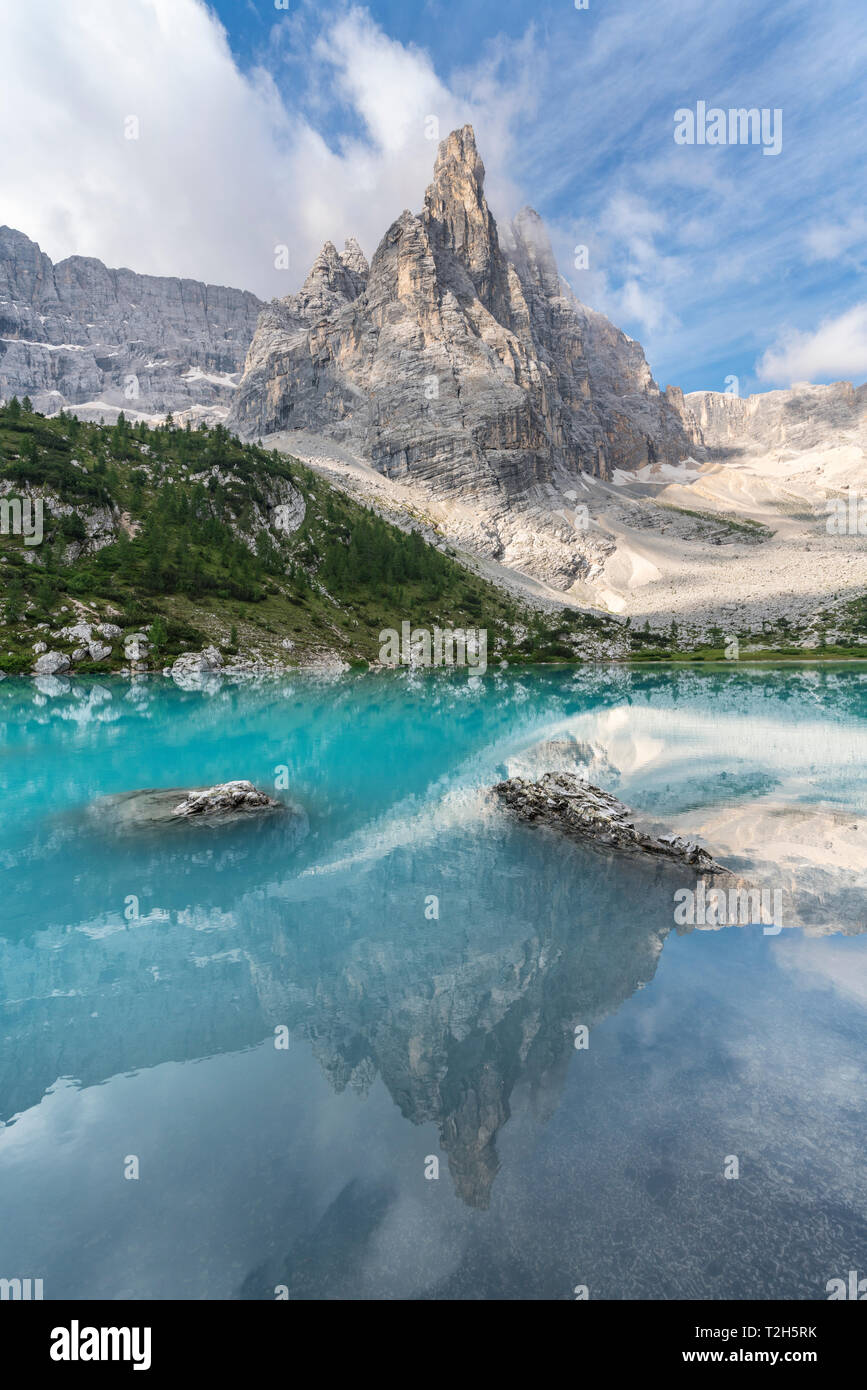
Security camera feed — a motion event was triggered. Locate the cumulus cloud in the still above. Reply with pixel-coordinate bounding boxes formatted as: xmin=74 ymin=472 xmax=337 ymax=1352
xmin=757 ymin=303 xmax=867 ymax=387
xmin=0 ymin=0 xmax=532 ymax=297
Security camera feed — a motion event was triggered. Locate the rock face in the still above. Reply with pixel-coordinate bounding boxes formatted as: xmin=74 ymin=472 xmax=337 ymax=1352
xmin=493 ymin=772 xmax=726 ymax=871
xmin=229 ymin=126 xmax=695 ymax=505
xmin=0 ymin=226 xmax=263 ymax=421
xmin=672 ymin=380 xmax=867 ymax=455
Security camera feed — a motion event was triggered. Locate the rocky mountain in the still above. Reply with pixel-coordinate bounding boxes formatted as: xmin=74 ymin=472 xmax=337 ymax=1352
xmin=0 ymin=226 xmax=263 ymax=421
xmin=673 ymin=379 xmax=867 ymax=455
xmin=225 ymin=124 xmax=867 ymax=637
xmin=229 ymin=127 xmax=694 ymax=496
xmin=3 ymin=130 xmax=865 ymax=639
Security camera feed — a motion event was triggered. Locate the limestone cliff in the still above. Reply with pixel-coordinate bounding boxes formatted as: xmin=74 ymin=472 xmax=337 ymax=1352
xmin=673 ymin=379 xmax=867 ymax=455
xmin=0 ymin=226 xmax=263 ymax=420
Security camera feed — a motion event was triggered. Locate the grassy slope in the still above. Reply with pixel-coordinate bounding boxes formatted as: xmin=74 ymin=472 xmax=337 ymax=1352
xmin=0 ymin=404 xmax=621 ymax=672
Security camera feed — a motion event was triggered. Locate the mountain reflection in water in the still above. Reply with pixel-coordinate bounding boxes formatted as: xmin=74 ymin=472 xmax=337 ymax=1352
xmin=1 ymin=666 xmax=865 ymax=1299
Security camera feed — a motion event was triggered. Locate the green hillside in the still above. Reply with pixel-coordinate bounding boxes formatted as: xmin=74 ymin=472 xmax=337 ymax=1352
xmin=0 ymin=401 xmax=614 ymax=673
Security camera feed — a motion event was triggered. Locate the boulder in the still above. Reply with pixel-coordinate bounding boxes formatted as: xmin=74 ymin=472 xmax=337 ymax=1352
xmin=60 ymin=622 xmax=93 ymax=644
xmin=33 ymin=650 xmax=71 ymax=676
xmin=493 ymin=772 xmax=727 ymax=872
xmin=124 ymin=632 xmax=150 ymax=662
xmin=91 ymin=780 xmax=288 ymax=831
xmin=173 ymin=781 xmax=283 ymax=818
xmin=170 ymin=646 xmax=223 ymax=678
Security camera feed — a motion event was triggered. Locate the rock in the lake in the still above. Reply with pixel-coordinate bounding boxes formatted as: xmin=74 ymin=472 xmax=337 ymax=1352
xmin=172 ymin=781 xmax=282 ymax=818
xmin=92 ymin=780 xmax=287 ymax=832
xmin=493 ymin=772 xmax=727 ymax=872
xmin=33 ymin=650 xmax=71 ymax=675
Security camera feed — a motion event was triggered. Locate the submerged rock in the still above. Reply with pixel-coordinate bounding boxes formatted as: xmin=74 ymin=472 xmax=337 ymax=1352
xmin=493 ymin=772 xmax=727 ymax=872
xmin=173 ymin=781 xmax=282 ymax=818
xmin=94 ymin=780 xmax=286 ymax=831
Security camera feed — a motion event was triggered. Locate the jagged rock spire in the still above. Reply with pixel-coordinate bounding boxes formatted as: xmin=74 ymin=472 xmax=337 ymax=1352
xmin=231 ymin=122 xmax=696 ymax=511
xmin=422 ymin=124 xmax=512 ymax=323
xmin=341 ymin=236 xmax=369 ymax=277
xmin=292 ymin=239 xmax=367 ymax=319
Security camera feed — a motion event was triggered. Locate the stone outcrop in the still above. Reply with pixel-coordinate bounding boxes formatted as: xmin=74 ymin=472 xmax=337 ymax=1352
xmin=229 ymin=126 xmax=696 ymax=504
xmin=493 ymin=772 xmax=726 ymax=871
xmin=0 ymin=225 xmax=263 ymax=421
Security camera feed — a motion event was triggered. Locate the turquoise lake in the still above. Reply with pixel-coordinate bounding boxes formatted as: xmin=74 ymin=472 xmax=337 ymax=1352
xmin=0 ymin=665 xmax=865 ymax=1300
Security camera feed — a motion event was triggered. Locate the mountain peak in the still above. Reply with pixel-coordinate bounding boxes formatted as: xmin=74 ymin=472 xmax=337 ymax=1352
xmin=425 ymin=124 xmax=487 ymax=222
xmin=342 ymin=236 xmax=369 ymax=277
xmin=432 ymin=124 xmax=485 ymax=185
xmin=292 ymin=238 xmax=367 ymax=318
xmin=422 ymin=124 xmax=511 ymax=318
xmin=231 ymin=122 xmax=696 ymax=526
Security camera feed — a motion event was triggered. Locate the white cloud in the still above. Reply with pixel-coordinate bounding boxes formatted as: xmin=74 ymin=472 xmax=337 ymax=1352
xmin=803 ymin=217 xmax=867 ymax=268
xmin=775 ymin=938 xmax=867 ymax=1009
xmin=0 ymin=0 xmax=532 ymax=298
xmin=757 ymin=303 xmax=867 ymax=387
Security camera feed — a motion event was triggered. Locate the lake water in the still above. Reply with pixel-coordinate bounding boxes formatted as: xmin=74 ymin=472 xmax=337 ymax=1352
xmin=1 ymin=665 xmax=865 ymax=1300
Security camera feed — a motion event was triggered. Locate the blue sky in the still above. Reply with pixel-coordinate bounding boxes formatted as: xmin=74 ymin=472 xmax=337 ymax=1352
xmin=2 ymin=0 xmax=866 ymax=394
